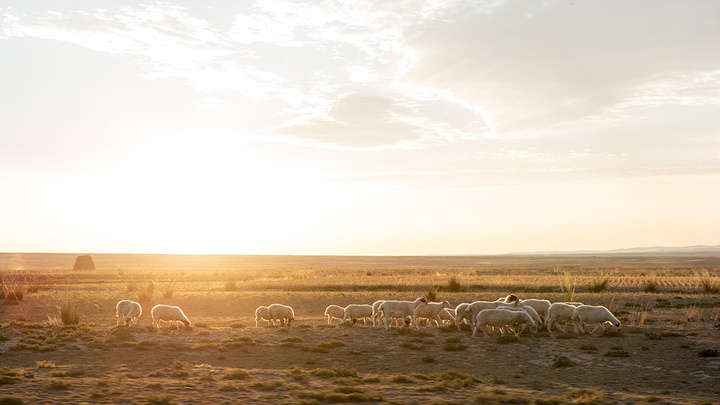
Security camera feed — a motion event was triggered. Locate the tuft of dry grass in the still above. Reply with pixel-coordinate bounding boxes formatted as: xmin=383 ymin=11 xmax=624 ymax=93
xmin=587 ymin=273 xmax=611 ymax=293
xmin=699 ymin=270 xmax=719 ymax=294
xmin=224 ymin=279 xmax=238 ymax=291
xmin=59 ymin=301 xmax=81 ymax=325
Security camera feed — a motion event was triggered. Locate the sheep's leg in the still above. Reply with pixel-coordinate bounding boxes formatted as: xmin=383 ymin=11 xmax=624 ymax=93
xmin=589 ymin=324 xmax=601 ymax=335
xmin=411 ymin=316 xmax=420 ymax=330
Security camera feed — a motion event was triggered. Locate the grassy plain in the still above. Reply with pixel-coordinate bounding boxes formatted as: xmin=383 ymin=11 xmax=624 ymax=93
xmin=1 ymin=253 xmax=719 ymax=404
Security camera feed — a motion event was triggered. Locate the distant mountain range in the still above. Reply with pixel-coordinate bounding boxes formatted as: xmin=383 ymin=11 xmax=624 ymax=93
xmin=511 ymin=244 xmax=720 ymax=255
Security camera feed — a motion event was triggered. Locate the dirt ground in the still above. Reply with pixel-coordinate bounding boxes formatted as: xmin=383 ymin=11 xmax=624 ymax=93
xmin=1 ymin=258 xmax=719 ymax=404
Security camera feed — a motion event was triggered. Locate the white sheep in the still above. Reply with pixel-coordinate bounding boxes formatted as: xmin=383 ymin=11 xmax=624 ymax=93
xmin=414 ymin=300 xmax=454 ymax=327
xmin=438 ymin=307 xmax=456 ymax=326
xmin=378 ymin=297 xmax=427 ymax=330
xmin=151 ymin=304 xmax=190 ymax=328
xmin=454 ymin=303 xmax=471 ymax=330
xmin=342 ymin=304 xmax=373 ymax=325
xmin=255 ymin=305 xmax=272 ymax=327
xmin=473 ymin=308 xmax=537 ymax=338
xmin=518 ymin=299 xmax=551 ymax=323
xmin=546 ymin=302 xmax=582 ymax=333
xmin=498 ymin=304 xmax=542 ymax=329
xmin=268 ymin=303 xmax=295 ymax=327
xmin=460 ymin=300 xmax=520 ymax=331
xmin=371 ymin=300 xmax=385 ymax=328
xmin=572 ymin=305 xmax=621 ymax=335
xmin=324 ymin=305 xmax=345 ymax=325
xmin=116 ymin=300 xmax=142 ymax=327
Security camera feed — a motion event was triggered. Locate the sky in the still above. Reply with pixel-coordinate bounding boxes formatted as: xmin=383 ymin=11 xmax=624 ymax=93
xmin=1 ymin=0 xmax=719 ymax=255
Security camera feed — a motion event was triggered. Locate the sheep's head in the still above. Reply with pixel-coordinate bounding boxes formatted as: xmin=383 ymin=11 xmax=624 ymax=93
xmin=505 ymin=294 xmax=519 ymax=303
xmin=613 ymin=320 xmax=621 ymax=330
xmin=181 ymin=320 xmax=190 ymax=327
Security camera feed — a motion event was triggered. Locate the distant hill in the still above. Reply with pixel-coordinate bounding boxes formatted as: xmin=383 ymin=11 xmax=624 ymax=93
xmin=512 ymin=245 xmax=720 ymax=255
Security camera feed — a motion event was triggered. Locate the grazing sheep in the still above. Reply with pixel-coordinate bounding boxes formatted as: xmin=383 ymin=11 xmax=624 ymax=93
xmin=454 ymin=303 xmax=471 ymax=330
xmin=498 ymin=304 xmax=542 ymax=329
xmin=151 ymin=304 xmax=190 ymax=328
xmin=546 ymin=302 xmax=582 ymax=333
xmin=371 ymin=300 xmax=385 ymax=328
xmin=342 ymin=304 xmax=373 ymax=325
xmin=460 ymin=300 xmax=520 ymax=331
xmin=116 ymin=300 xmax=142 ymax=327
xmin=473 ymin=308 xmax=537 ymax=338
xmin=438 ymin=307 xmax=456 ymax=326
xmin=378 ymin=297 xmax=428 ymax=330
xmin=268 ymin=303 xmax=295 ymax=327
xmin=255 ymin=305 xmax=272 ymax=327
xmin=572 ymin=305 xmax=621 ymax=335
xmin=414 ymin=300 xmax=454 ymax=327
xmin=518 ymin=299 xmax=552 ymax=322
xmin=324 ymin=305 xmax=345 ymax=325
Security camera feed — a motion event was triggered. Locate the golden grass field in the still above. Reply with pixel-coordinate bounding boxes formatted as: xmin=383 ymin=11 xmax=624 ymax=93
xmin=1 ymin=253 xmax=719 ymax=404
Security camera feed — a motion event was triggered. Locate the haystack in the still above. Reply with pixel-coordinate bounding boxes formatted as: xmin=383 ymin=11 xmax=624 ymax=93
xmin=73 ymin=255 xmax=96 ymax=270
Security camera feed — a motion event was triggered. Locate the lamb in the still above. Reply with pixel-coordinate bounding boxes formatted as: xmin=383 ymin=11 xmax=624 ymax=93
xmin=414 ymin=300 xmax=454 ymax=327
xmin=268 ymin=303 xmax=295 ymax=327
xmin=342 ymin=304 xmax=373 ymax=325
xmin=546 ymin=302 xmax=582 ymax=333
xmin=572 ymin=305 xmax=621 ymax=335
xmin=324 ymin=305 xmax=345 ymax=325
xmin=378 ymin=297 xmax=427 ymax=330
xmin=255 ymin=305 xmax=272 ymax=327
xmin=116 ymin=300 xmax=142 ymax=327
xmin=151 ymin=304 xmax=190 ymax=328
xmin=473 ymin=308 xmax=537 ymax=338
xmin=438 ymin=307 xmax=456 ymax=325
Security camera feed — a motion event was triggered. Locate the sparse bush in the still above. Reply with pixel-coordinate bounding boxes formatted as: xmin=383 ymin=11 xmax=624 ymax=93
xmin=223 ymin=369 xmax=251 ymax=380
xmin=161 ymin=282 xmax=174 ymax=299
xmin=137 ymin=289 xmax=153 ymax=303
xmin=47 ymin=379 xmax=72 ymax=390
xmin=224 ymin=279 xmax=238 ymax=291
xmin=698 ymin=348 xmax=719 ymax=358
xmin=643 ymin=279 xmax=658 ymax=293
xmin=448 ymin=277 xmax=462 ymax=292
xmin=421 ymin=355 xmax=437 ymax=363
xmin=426 ymin=286 xmax=437 ymax=301
xmin=3 ymin=288 xmax=23 ymax=303
xmin=315 ymin=340 xmax=345 ymax=349
xmin=491 ymin=375 xmax=507 ymax=384
xmin=0 ymin=396 xmax=25 ymax=405
xmin=552 ymin=355 xmax=575 ymax=368
xmin=699 ymin=270 xmax=719 ymax=294
xmin=561 ymin=271 xmax=575 ymax=302
xmin=59 ymin=301 xmax=81 ymax=325
xmin=587 ymin=273 xmax=610 ymax=293
xmin=36 ymin=360 xmax=56 ymax=368
xmin=286 ymin=366 xmax=305 ymax=381
xmin=145 ymin=393 xmax=177 ymax=405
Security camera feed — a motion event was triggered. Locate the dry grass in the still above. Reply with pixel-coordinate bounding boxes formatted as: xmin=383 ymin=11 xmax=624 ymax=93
xmin=1 ymin=254 xmax=719 ymax=404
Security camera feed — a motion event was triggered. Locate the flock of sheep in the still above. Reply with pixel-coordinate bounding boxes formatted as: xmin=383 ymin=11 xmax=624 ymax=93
xmin=115 ymin=294 xmax=621 ymax=338
xmin=255 ymin=294 xmax=621 ymax=338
